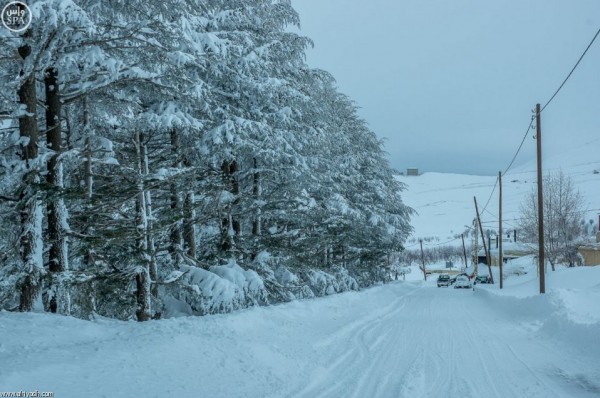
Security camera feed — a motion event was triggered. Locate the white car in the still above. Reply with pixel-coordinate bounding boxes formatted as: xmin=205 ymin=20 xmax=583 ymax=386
xmin=454 ymin=275 xmax=472 ymax=289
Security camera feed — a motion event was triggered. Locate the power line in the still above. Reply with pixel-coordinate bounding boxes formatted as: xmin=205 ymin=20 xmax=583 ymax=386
xmin=477 ymin=106 xmax=534 ymax=222
xmin=405 ymin=235 xmax=462 ymax=249
xmin=541 ymin=26 xmax=600 ymax=112
xmin=476 ymin=27 xmax=600 ymax=233
xmin=480 ymin=207 xmax=600 ymax=225
xmin=428 ymin=236 xmax=462 ymax=247
xmin=482 ymin=208 xmax=518 ymax=229
xmin=501 ymin=26 xmax=600 ymax=178
xmin=480 ymin=176 xmax=498 ymax=215
xmin=411 ymin=28 xmax=600 ymax=248
xmin=502 ymin=115 xmax=535 ymax=176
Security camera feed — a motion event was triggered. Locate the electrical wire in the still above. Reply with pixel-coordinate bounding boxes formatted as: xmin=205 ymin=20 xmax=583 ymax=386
xmin=405 ymin=235 xmax=463 ymax=250
xmin=408 ymin=27 xmax=600 ymax=249
xmin=541 ymin=26 xmax=600 ymax=112
xmin=482 ymin=208 xmax=518 ymax=229
xmin=480 ymin=207 xmax=600 ymax=225
xmin=502 ymin=116 xmax=535 ymax=177
xmin=475 ymin=26 xmax=600 ymax=232
xmin=480 ymin=176 xmax=498 ymax=215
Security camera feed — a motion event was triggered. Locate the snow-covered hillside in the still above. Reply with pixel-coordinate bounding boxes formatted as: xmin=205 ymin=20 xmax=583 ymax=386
xmin=399 ymin=137 xmax=600 ymax=247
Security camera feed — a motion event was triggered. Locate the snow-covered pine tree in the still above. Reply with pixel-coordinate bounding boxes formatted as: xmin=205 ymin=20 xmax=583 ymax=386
xmin=0 ymin=0 xmax=414 ymax=317
xmin=199 ymin=0 xmax=314 ymax=261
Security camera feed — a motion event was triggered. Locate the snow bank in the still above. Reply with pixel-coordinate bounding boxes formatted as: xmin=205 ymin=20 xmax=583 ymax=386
xmin=272 ymin=265 xmax=314 ymax=300
xmin=252 ymin=252 xmax=361 ymax=303
xmin=209 ymin=259 xmax=268 ymax=305
xmin=474 ymin=263 xmax=600 ymax=359
xmin=303 ymin=269 xmax=339 ymax=295
xmin=302 ymin=267 xmax=358 ymax=295
xmin=170 ymin=265 xmax=246 ymax=315
xmin=166 ymin=260 xmax=268 ymax=316
xmin=165 ymin=258 xmax=364 ymax=317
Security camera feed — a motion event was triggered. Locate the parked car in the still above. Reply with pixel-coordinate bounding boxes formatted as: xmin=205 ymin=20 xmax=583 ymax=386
xmin=475 ymin=275 xmax=492 ymax=284
xmin=450 ymin=272 xmax=469 ymax=285
xmin=437 ymin=274 xmax=451 ymax=287
xmin=454 ymin=275 xmax=472 ymax=289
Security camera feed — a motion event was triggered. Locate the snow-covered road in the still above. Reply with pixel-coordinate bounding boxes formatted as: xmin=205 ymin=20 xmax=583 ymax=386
xmin=285 ymin=284 xmax=592 ymax=398
xmin=2 ymin=278 xmax=599 ymax=398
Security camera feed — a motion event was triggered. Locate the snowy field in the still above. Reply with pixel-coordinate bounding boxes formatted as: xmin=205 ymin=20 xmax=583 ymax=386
xmin=1 ymin=259 xmax=599 ymax=397
xmin=398 ymin=137 xmax=600 ymax=246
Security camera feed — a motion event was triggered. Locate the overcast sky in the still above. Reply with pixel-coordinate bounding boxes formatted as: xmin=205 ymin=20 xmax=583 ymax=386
xmin=291 ymin=0 xmax=600 ymax=176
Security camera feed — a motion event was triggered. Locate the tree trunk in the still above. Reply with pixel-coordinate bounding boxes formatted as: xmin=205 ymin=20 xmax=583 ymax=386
xmin=183 ymin=191 xmax=196 ymax=258
xmin=252 ymin=158 xmax=261 ymax=236
xmin=251 ymin=158 xmax=261 ymax=260
xmin=169 ymin=130 xmax=182 ymax=266
xmin=17 ymin=38 xmax=42 ymax=311
xmin=45 ymin=67 xmax=67 ymax=272
xmin=230 ymin=160 xmax=240 ymax=238
xmin=135 ymin=271 xmax=151 ymax=322
xmin=220 ymin=160 xmax=239 ymax=253
xmin=18 ymin=42 xmax=38 ymax=163
xmin=18 ymin=176 xmax=43 ymax=312
xmin=140 ymin=137 xmax=157 ymax=298
xmin=134 ymin=131 xmax=151 ymax=321
xmin=82 ymin=97 xmax=94 ymax=267
xmin=84 ymin=97 xmax=93 ymax=200
xmin=45 ymin=67 xmax=69 ymax=313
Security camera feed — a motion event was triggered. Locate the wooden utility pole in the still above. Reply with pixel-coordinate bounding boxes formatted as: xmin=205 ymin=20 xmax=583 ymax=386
xmin=487 ymin=230 xmax=491 ymax=264
xmin=461 ymin=234 xmax=468 ymax=267
xmin=536 ymin=103 xmax=545 ymax=294
xmin=474 ymin=197 xmax=493 ymax=283
xmin=419 ymin=239 xmax=427 ymax=281
xmin=473 ymin=220 xmax=478 ymax=269
xmin=498 ymin=171 xmax=503 ymax=289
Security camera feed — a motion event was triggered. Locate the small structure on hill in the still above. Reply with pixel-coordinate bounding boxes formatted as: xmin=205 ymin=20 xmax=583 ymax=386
xmin=406 ymin=168 xmax=419 ymax=176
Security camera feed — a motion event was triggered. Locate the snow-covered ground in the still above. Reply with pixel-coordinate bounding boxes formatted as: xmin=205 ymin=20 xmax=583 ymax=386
xmin=2 ymin=137 xmax=600 ymax=397
xmin=1 ymin=259 xmax=599 ymax=397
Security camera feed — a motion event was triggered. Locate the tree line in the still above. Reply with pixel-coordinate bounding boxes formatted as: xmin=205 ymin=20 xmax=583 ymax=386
xmin=0 ymin=0 xmax=413 ymax=320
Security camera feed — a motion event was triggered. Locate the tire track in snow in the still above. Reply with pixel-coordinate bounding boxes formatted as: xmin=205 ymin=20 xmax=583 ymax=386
xmin=464 ymin=316 xmax=502 ymax=398
xmin=290 ymin=285 xmax=421 ymax=398
xmin=283 ymin=282 xmax=596 ymax=398
xmin=470 ymin=302 xmax=565 ymax=398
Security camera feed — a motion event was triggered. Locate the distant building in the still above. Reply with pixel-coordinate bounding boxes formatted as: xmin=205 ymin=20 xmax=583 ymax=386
xmin=477 ymin=242 xmax=536 ymax=265
xmin=406 ymin=168 xmax=419 ymax=176
xmin=578 ymin=232 xmax=600 ymax=266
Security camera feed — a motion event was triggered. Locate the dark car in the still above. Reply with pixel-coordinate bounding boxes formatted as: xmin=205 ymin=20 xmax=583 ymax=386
xmin=475 ymin=275 xmax=492 ymax=284
xmin=437 ymin=274 xmax=451 ymax=287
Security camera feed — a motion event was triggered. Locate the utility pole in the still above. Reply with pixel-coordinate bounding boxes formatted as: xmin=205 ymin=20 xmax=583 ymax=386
xmin=499 ymin=171 xmax=503 ymax=289
xmin=461 ymin=234 xmax=468 ymax=268
xmin=419 ymin=239 xmax=427 ymax=281
xmin=474 ymin=197 xmax=494 ymax=283
xmin=487 ymin=230 xmax=491 ymax=265
xmin=473 ymin=220 xmax=478 ymax=272
xmin=536 ymin=103 xmax=545 ymax=294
